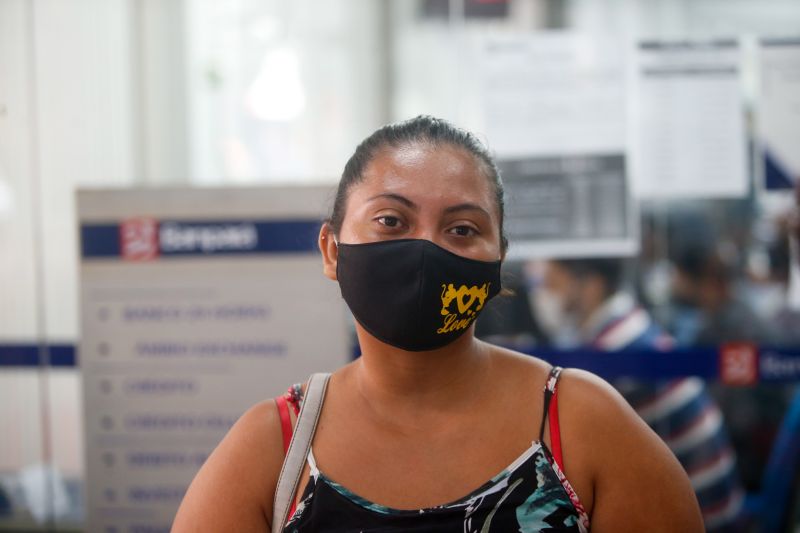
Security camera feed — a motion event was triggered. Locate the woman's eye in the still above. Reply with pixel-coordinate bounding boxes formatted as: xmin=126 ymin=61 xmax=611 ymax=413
xmin=377 ymin=216 xmax=402 ymax=228
xmin=449 ymin=225 xmax=477 ymax=237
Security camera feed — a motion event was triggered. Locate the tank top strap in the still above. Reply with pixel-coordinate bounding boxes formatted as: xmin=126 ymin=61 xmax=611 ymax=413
xmin=538 ymin=366 xmax=565 ymax=471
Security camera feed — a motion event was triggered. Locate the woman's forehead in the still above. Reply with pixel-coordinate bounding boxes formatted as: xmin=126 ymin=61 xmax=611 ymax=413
xmin=354 ymin=143 xmax=494 ymax=206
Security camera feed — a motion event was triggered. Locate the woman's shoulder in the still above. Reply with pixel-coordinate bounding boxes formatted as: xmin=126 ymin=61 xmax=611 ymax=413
xmin=232 ymin=398 xmax=289 ymax=505
xmin=550 ymin=367 xmax=705 ymax=530
xmin=486 ymin=343 xmax=552 ymax=380
xmin=503 ymin=350 xmax=648 ymax=437
xmin=557 ymin=367 xmax=631 ymax=413
xmin=172 ymin=398 xmax=285 ymax=530
xmin=483 ymin=346 xmax=640 ymax=438
xmin=486 ymin=345 xmax=650 ymax=459
xmin=487 ymin=344 xmax=628 ymax=411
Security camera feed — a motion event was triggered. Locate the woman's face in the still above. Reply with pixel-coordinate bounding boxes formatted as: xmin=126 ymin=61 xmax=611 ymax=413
xmin=337 ymin=142 xmax=503 ymax=264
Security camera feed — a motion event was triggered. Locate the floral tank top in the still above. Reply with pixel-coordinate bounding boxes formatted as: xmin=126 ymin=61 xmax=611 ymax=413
xmin=275 ymin=366 xmax=590 ymax=532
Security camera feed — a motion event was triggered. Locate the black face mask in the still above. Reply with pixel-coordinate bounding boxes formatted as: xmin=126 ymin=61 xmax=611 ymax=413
xmin=336 ymin=238 xmax=502 ymax=352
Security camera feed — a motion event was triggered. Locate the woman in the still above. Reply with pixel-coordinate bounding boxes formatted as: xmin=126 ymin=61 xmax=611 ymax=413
xmin=173 ymin=116 xmax=703 ymax=532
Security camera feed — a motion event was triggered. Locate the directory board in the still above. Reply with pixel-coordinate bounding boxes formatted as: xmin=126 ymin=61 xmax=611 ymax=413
xmin=78 ymin=186 xmax=350 ymax=532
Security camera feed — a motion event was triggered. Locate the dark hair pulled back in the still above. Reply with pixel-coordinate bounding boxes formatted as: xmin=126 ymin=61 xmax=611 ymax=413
xmin=328 ymin=115 xmax=508 ymax=253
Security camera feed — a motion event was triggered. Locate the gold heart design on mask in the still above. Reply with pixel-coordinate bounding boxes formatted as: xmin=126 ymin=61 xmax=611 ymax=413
xmin=440 ymin=283 xmax=491 ymax=316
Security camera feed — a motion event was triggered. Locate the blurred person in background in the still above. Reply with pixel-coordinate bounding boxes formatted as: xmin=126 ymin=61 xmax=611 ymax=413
xmin=668 ymin=245 xmax=773 ymax=347
xmin=534 ymin=259 xmax=670 ymax=352
xmin=534 ymin=258 xmax=745 ymax=531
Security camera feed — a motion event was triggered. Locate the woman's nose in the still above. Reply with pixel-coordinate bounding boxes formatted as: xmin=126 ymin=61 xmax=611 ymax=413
xmin=404 ymin=218 xmax=437 ymax=244
xmin=412 ymin=230 xmax=456 ymax=255
xmin=407 ymin=223 xmax=442 ymax=245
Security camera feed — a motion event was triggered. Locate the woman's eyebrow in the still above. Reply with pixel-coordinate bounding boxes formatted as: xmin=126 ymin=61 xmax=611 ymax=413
xmin=443 ymin=203 xmax=491 ymax=217
xmin=366 ymin=193 xmax=418 ymax=210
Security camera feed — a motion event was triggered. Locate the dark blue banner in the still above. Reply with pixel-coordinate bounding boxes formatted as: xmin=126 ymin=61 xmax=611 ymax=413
xmin=81 ymin=219 xmax=322 ymax=259
xmin=530 ymin=346 xmax=721 ymax=380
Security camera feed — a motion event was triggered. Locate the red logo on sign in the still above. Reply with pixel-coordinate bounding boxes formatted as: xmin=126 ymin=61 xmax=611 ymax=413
xmin=120 ymin=217 xmax=159 ymax=261
xmin=719 ymin=342 xmax=759 ymax=386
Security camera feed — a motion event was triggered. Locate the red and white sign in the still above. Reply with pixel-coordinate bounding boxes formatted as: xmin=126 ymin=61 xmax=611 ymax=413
xmin=120 ymin=217 xmax=159 ymax=261
xmin=719 ymin=342 xmax=759 ymax=386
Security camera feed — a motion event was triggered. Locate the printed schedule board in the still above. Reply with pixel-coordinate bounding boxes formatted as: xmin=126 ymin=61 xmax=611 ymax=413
xmin=78 ymin=186 xmax=350 ymax=532
xmin=499 ymin=154 xmax=637 ymax=259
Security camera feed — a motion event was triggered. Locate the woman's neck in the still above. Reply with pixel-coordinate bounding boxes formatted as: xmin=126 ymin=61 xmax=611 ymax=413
xmin=350 ymin=327 xmax=492 ymax=424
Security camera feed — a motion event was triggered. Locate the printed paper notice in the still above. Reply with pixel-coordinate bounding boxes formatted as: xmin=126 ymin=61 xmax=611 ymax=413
xmin=629 ymin=40 xmax=748 ymax=198
xmin=480 ymin=33 xmax=626 ymax=157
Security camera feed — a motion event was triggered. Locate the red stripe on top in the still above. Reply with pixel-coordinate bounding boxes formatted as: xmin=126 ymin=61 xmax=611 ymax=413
xmin=275 ymin=394 xmax=299 ymax=522
xmin=548 ymin=383 xmax=564 ymax=472
xmin=275 ymin=396 xmax=293 ymax=453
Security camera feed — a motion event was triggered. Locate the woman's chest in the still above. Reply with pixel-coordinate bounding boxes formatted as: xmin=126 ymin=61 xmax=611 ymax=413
xmin=302 ymin=407 xmax=538 ymax=511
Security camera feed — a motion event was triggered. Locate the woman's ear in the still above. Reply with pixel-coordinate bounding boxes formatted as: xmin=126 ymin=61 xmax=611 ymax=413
xmin=319 ymin=223 xmax=338 ymax=281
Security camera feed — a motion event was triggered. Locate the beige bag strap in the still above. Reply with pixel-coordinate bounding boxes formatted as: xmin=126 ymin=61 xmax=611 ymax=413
xmin=271 ymin=372 xmax=331 ymax=533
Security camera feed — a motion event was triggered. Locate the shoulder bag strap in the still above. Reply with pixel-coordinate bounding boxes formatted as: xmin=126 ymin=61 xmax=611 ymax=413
xmin=271 ymin=372 xmax=331 ymax=533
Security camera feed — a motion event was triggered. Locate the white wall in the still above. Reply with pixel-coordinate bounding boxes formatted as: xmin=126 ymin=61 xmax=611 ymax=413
xmin=0 ymin=0 xmax=38 ymax=342
xmin=0 ymin=0 xmax=162 ymax=482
